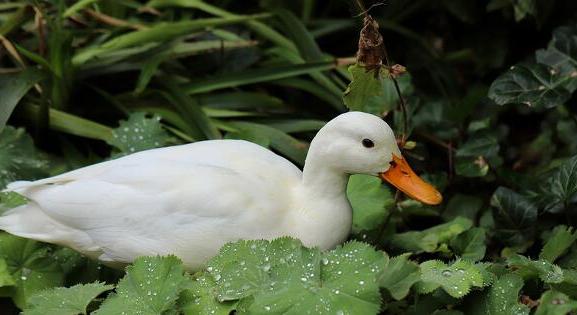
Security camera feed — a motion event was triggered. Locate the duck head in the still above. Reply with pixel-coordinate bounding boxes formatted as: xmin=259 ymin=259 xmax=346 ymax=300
xmin=309 ymin=111 xmax=442 ymax=205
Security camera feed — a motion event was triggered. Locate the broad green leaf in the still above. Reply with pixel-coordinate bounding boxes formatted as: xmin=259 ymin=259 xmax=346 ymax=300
xmin=107 ymin=112 xmax=173 ymax=156
xmin=541 ymin=225 xmax=577 ymax=262
xmin=490 ymin=187 xmax=537 ymax=247
xmin=0 ymin=234 xmax=64 ymax=308
xmin=23 ymin=282 xmax=113 ymax=315
xmin=179 ymin=274 xmax=236 ymax=315
xmin=0 ymin=69 xmax=44 ymax=132
xmin=390 ymin=217 xmax=473 ymax=253
xmin=379 ymin=254 xmax=420 ymax=300
xmin=206 ymin=238 xmax=387 ymax=315
xmin=455 ymin=134 xmax=499 ymax=178
xmin=343 ymin=65 xmax=411 ymax=115
xmin=0 ymin=258 xmax=15 ymax=287
xmin=416 ymin=260 xmax=487 ymax=298
xmin=347 ymin=174 xmax=394 ymax=233
xmin=486 ymin=274 xmax=529 ymax=315
xmin=508 ymin=254 xmax=564 ymax=283
xmin=450 ymin=228 xmax=487 ymax=262
xmin=442 ymin=194 xmax=484 ymax=221
xmin=535 ymin=290 xmax=577 ymax=315
xmin=488 ymin=63 xmax=573 ymax=108
xmin=0 ymin=126 xmax=50 ymax=188
xmin=535 ymin=155 xmax=577 ymax=213
xmin=536 ymin=25 xmax=577 ymax=91
xmin=95 ymin=256 xmax=188 ymax=315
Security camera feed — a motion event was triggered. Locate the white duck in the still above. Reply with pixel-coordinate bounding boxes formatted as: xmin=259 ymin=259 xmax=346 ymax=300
xmin=0 ymin=112 xmax=441 ymax=270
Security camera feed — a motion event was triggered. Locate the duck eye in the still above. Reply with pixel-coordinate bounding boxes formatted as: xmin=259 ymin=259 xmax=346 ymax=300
xmin=362 ymin=138 xmax=374 ymax=148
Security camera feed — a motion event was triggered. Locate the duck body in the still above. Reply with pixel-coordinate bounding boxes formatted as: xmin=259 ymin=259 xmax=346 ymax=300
xmin=0 ymin=140 xmax=351 ymax=270
xmin=0 ymin=112 xmax=441 ymax=270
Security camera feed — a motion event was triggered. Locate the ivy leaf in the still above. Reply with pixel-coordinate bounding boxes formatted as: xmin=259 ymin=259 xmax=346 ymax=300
xmin=179 ymin=274 xmax=236 ymax=315
xmin=347 ymin=174 xmax=394 ymax=233
xmin=507 ymin=254 xmax=564 ymax=284
xmin=450 ymin=228 xmax=487 ymax=262
xmin=0 ymin=233 xmax=64 ymax=309
xmin=389 ymin=217 xmax=473 ymax=253
xmin=379 ymin=254 xmax=420 ymax=300
xmin=536 ymin=25 xmax=577 ymax=91
xmin=486 ymin=274 xmax=529 ymax=315
xmin=415 ymin=260 xmax=487 ymax=298
xmin=0 ymin=126 xmax=50 ymax=188
xmin=442 ymin=194 xmax=484 ymax=221
xmin=95 ymin=255 xmax=188 ymax=315
xmin=107 ymin=112 xmax=173 ymax=156
xmin=535 ymin=155 xmax=577 ymax=214
xmin=455 ymin=134 xmax=500 ymax=178
xmin=488 ymin=63 xmax=573 ymax=109
xmin=535 ymin=290 xmax=577 ymax=315
xmin=23 ymin=282 xmax=114 ymax=315
xmin=206 ymin=238 xmax=387 ymax=315
xmin=490 ymin=187 xmax=537 ymax=247
xmin=540 ymin=225 xmax=577 ymax=262
xmin=343 ymin=65 xmax=411 ymax=115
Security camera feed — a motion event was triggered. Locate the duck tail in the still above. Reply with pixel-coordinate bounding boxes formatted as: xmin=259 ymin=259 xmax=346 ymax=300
xmin=0 ymin=202 xmax=62 ymax=243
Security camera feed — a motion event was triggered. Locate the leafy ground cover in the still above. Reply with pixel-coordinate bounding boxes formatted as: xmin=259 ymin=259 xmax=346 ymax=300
xmin=1 ymin=0 xmax=577 ymax=314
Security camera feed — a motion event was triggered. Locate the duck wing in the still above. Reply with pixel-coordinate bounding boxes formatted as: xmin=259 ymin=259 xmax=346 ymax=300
xmin=0 ymin=140 xmax=302 ymax=269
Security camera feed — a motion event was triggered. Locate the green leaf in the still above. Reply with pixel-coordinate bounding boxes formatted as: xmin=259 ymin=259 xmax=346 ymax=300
xmin=379 ymin=254 xmax=421 ymax=300
xmin=107 ymin=112 xmax=173 ymax=156
xmin=507 ymin=254 xmax=564 ymax=283
xmin=416 ymin=260 xmax=487 ymax=298
xmin=183 ymin=62 xmax=336 ymax=95
xmin=0 ymin=191 xmax=27 ymax=214
xmin=95 ymin=255 xmax=188 ymax=315
xmin=536 ymin=25 xmax=577 ymax=91
xmin=390 ymin=217 xmax=473 ymax=253
xmin=179 ymin=274 xmax=237 ymax=315
xmin=541 ymin=225 xmax=577 ymax=262
xmin=0 ymin=69 xmax=44 ymax=132
xmin=535 ymin=155 xmax=577 ymax=213
xmin=206 ymin=238 xmax=386 ymax=315
xmin=455 ymin=134 xmax=499 ymax=178
xmin=490 ymin=187 xmax=537 ymax=247
xmin=450 ymin=227 xmax=487 ymax=262
xmin=0 ymin=258 xmax=15 ymax=287
xmin=442 ymin=194 xmax=484 ymax=221
xmin=488 ymin=63 xmax=573 ymax=109
xmin=0 ymin=126 xmax=50 ymax=188
xmin=343 ymin=65 xmax=411 ymax=115
xmin=23 ymin=282 xmax=114 ymax=315
xmin=0 ymin=234 xmax=64 ymax=308
xmin=535 ymin=290 xmax=577 ymax=315
xmin=347 ymin=174 xmax=394 ymax=233
xmin=226 ymin=122 xmax=308 ymax=165
xmin=486 ymin=274 xmax=529 ymax=315
xmin=73 ymin=14 xmax=268 ymax=65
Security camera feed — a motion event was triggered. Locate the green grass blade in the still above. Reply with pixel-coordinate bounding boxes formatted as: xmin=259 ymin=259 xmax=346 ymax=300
xmin=198 ymin=92 xmax=283 ymax=109
xmin=0 ymin=69 xmax=44 ymax=133
xmin=183 ymin=61 xmax=336 ymax=94
xmin=274 ymin=78 xmax=343 ymax=110
xmin=22 ymin=104 xmax=113 ymax=141
xmin=63 ymin=0 xmax=100 ymax=18
xmin=73 ymin=14 xmax=269 ymax=65
xmin=147 ymin=0 xmax=296 ymax=51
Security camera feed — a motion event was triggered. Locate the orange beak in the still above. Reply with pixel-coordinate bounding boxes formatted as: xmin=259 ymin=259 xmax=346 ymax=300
xmin=379 ymin=155 xmax=443 ymax=205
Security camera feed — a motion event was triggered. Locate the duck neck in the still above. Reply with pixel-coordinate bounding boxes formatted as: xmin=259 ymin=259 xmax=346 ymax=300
xmin=291 ymin=145 xmax=352 ymax=250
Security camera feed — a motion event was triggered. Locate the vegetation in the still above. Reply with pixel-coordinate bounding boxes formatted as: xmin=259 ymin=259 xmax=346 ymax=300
xmin=1 ymin=0 xmax=577 ymax=313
